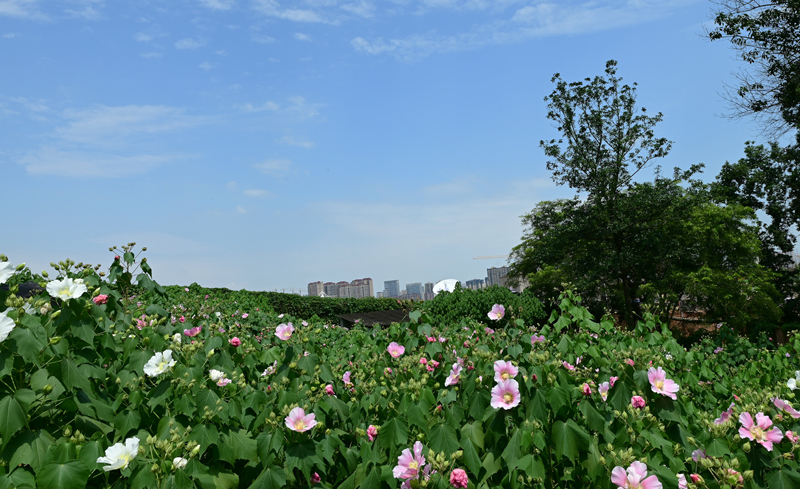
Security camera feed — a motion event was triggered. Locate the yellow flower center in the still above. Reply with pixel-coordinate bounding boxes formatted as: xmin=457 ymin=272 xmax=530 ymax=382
xmin=655 ymin=380 xmax=664 ymax=390
xmin=504 ymin=392 xmax=513 ymax=403
xmin=501 ymin=372 xmax=510 ymax=380
xmin=295 ymin=420 xmax=306 ymax=431
xmin=158 ymin=360 xmax=168 ymax=371
xmin=408 ymin=461 xmax=418 ymax=470
xmin=751 ymin=426 xmax=765 ymax=440
xmin=59 ymin=286 xmax=70 ymax=296
xmin=120 ymin=454 xmax=131 ymax=468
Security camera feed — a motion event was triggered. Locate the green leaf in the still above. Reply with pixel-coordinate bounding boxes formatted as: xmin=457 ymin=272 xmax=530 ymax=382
xmin=113 ymin=410 xmax=142 ymax=438
xmin=6 ymin=430 xmax=54 ymax=473
xmin=460 ymin=421 xmax=484 ymax=450
xmin=501 ymin=429 xmax=522 ymax=468
xmin=189 ymin=424 xmax=219 ymax=450
xmin=427 ymin=424 xmax=459 ymax=456
xmin=221 ymin=429 xmax=257 ymax=462
xmin=379 ymin=417 xmax=408 ymax=451
xmin=35 ymin=461 xmax=90 ymax=489
xmin=9 ymin=327 xmax=45 ymax=366
xmin=359 ymin=467 xmax=381 ymax=489
xmin=551 ymin=419 xmax=591 ymax=460
xmin=0 ymin=393 xmax=28 ymax=440
xmin=247 ymin=466 xmax=286 ymax=489
xmin=768 ymin=469 xmax=800 ymax=489
xmin=297 ymin=354 xmax=319 ymax=372
xmin=514 ymin=454 xmax=545 ymax=479
xmin=61 ymin=358 xmax=92 ymax=392
xmin=461 ymin=438 xmax=482 ymax=476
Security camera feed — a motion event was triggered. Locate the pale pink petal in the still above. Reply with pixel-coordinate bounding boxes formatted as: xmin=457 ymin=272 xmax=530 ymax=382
xmin=739 ymin=412 xmax=754 ymax=430
xmin=611 ymin=466 xmax=628 ymax=488
xmin=641 ymin=475 xmax=663 ymax=489
xmin=755 ymin=412 xmax=773 ymax=430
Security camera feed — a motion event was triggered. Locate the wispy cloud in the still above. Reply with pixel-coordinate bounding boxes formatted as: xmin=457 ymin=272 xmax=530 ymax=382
xmin=341 ymin=0 xmax=375 ymax=18
xmin=141 ymin=52 xmax=163 ymax=58
xmin=250 ymin=33 xmax=276 ymax=43
xmin=198 ymin=0 xmax=235 ymax=10
xmin=175 ymin=37 xmax=206 ymax=49
xmin=243 ymin=188 xmax=271 ymax=197
xmin=294 ymin=32 xmax=311 ymax=41
xmin=198 ymin=61 xmax=215 ymax=71
xmin=134 ymin=32 xmax=153 ymax=42
xmin=236 ymin=101 xmax=280 ymax=113
xmin=253 ymin=0 xmax=338 ymax=24
xmin=352 ymin=0 xmax=693 ymax=60
xmin=0 ymin=0 xmax=46 ymax=19
xmin=20 ymin=148 xmax=180 ymax=177
xmin=236 ymin=205 xmax=247 ymax=214
xmin=253 ymin=159 xmax=292 ymax=176
xmin=281 ymin=135 xmax=314 ymax=147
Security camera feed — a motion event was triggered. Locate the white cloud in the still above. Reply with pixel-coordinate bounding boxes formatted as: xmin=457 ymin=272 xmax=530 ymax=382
xmin=236 ymin=101 xmax=280 ymax=112
xmin=20 ymin=147 xmax=179 ymax=177
xmin=341 ymin=0 xmax=375 ymax=18
xmin=133 ymin=32 xmax=153 ymax=42
xmin=175 ymin=38 xmax=206 ymax=49
xmin=3 ymin=32 xmax=18 ymax=38
xmin=281 ymin=135 xmax=314 ymax=147
xmin=141 ymin=52 xmax=163 ymax=58
xmin=250 ymin=33 xmax=276 ymax=44
xmin=198 ymin=0 xmax=235 ymax=9
xmin=294 ymin=32 xmax=311 ymax=41
xmin=253 ymin=159 xmax=292 ymax=176
xmin=0 ymin=0 xmax=46 ymax=19
xmin=236 ymin=206 xmax=247 ymax=214
xmin=65 ymin=6 xmax=102 ymax=20
xmin=56 ymin=105 xmax=201 ymax=146
xmin=198 ymin=61 xmax=214 ymax=71
xmin=352 ymin=0 xmax=694 ymax=60
xmin=253 ymin=0 xmax=337 ymax=23
xmin=225 ymin=181 xmax=237 ymax=191
xmin=243 ymin=188 xmax=271 ymax=197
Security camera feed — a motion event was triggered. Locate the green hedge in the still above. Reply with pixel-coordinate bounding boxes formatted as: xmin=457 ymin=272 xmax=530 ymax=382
xmin=420 ymin=283 xmax=546 ymax=326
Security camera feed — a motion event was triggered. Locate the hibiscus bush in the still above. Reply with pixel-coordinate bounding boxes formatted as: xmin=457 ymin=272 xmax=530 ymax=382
xmin=3 ymin=248 xmax=800 ymax=488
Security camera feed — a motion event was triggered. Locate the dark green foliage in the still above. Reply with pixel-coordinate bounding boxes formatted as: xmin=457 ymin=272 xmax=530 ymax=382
xmin=144 ymin=283 xmax=403 ymax=323
xmin=420 ymin=283 xmax=545 ymax=326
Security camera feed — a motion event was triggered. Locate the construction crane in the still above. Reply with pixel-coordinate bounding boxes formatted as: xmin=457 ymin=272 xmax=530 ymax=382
xmin=473 ymin=255 xmax=509 ymax=260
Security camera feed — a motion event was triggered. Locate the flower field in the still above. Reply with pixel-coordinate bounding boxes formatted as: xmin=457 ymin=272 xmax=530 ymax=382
xmin=2 ymin=252 xmax=800 ymax=489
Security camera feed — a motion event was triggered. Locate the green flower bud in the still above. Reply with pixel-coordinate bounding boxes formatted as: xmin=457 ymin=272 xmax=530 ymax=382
xmin=49 ymin=336 xmax=61 ymax=345
xmin=42 ymin=384 xmax=53 ymax=395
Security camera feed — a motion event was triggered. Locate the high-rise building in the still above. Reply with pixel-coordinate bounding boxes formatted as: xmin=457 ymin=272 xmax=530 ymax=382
xmin=307 ymin=281 xmax=324 ymax=297
xmin=406 ymin=282 xmax=423 ymax=296
xmin=384 ymin=280 xmax=400 ymax=298
xmin=424 ymin=282 xmax=434 ymax=294
xmin=336 ymin=281 xmax=351 ymax=297
xmin=348 ymin=278 xmax=375 ymax=298
xmin=465 ymin=279 xmax=484 ymax=290
xmin=323 ymin=282 xmax=338 ymax=297
xmin=486 ymin=266 xmax=509 ymax=287
xmin=376 ymin=291 xmax=384 ymax=298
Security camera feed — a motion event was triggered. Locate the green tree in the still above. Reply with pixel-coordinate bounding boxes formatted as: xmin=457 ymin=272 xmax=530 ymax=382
xmin=707 ymin=0 xmax=800 ymax=135
xmin=712 ymin=140 xmax=800 ymax=319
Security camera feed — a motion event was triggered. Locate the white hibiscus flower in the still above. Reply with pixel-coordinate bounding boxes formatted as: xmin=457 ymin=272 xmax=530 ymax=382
xmin=97 ymin=437 xmax=140 ymax=471
xmin=143 ymin=350 xmax=176 ymax=377
xmin=0 ymin=262 xmax=14 ymax=285
xmin=0 ymin=311 xmax=16 ymax=342
xmin=46 ymin=278 xmax=88 ymax=300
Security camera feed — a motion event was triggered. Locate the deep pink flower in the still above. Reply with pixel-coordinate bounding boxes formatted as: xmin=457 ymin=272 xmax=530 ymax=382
xmin=610 ymin=376 xmax=619 ymax=387
xmin=611 ymin=461 xmax=662 ymax=489
xmin=493 ymin=360 xmax=518 ymax=382
xmin=179 ymin=316 xmax=186 ymax=323
xmin=367 ymin=425 xmax=378 ymax=441
xmin=726 ymin=469 xmax=743 ymax=485
xmin=490 ymin=379 xmax=521 ymax=410
xmin=311 ymin=473 xmax=321 ymax=484
xmin=487 ymin=304 xmax=505 ymax=320
xmin=787 ymin=431 xmax=799 ymax=443
xmin=183 ymin=325 xmax=201 ymax=337
xmin=631 ymin=396 xmax=646 ymax=409
xmin=626 ymin=359 xmax=635 ymax=366
xmin=285 ymin=407 xmax=317 ymax=432
xmin=739 ymin=412 xmax=783 ymax=451
xmin=393 ymin=441 xmax=426 ymax=480
xmin=484 ymin=327 xmax=495 ymax=335
xmin=419 ymin=358 xmax=427 ymax=365
xmin=450 ymin=469 xmax=468 ymax=488
xmin=325 ymin=385 xmax=334 ymax=396
xmin=581 ymin=383 xmax=592 ymax=396
xmin=275 ymin=323 xmax=294 ymax=341
xmin=563 ymin=361 xmax=575 ymax=371
xmin=647 ymin=367 xmax=679 ymax=400
xmin=715 ymin=403 xmax=735 ymax=424
xmin=429 ymin=360 xmax=439 ymax=369
xmin=93 ymin=294 xmax=108 ymax=305
xmin=387 ymin=342 xmax=405 ymax=358
xmin=229 ymin=337 xmax=241 ymax=347
xmin=690 ymin=474 xmax=701 ymax=484
xmin=427 ymin=336 xmax=436 ymax=342
xmin=773 ymin=398 xmax=800 ymax=419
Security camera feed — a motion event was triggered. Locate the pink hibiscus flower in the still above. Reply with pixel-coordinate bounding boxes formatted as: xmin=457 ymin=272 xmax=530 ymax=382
xmin=493 ymin=360 xmax=518 ymax=382
xmin=531 ymin=334 xmax=545 ymax=344
xmin=647 ymin=367 xmax=679 ymax=400
xmin=487 ymin=304 xmax=505 ymax=321
xmin=581 ymin=383 xmax=592 ymax=396
xmin=93 ymin=294 xmax=108 ymax=305
xmin=714 ymin=403 xmax=735 ymax=424
xmin=367 ymin=425 xmax=378 ymax=441
xmin=611 ymin=461 xmax=662 ymax=489
xmin=444 ymin=363 xmax=462 ymax=387
xmin=387 ymin=342 xmax=405 ymax=358
xmin=343 ymin=371 xmax=352 ymax=386
xmin=773 ymin=398 xmax=800 ymax=419
xmin=393 ymin=441 xmax=426 ymax=480
xmin=631 ymin=396 xmax=646 ymax=409
xmin=275 ymin=323 xmax=294 ymax=341
xmin=490 ymin=379 xmax=521 ymax=410
xmin=739 ymin=412 xmax=783 ymax=451
xmin=598 ymin=382 xmax=610 ymax=401
xmin=284 ymin=407 xmax=317 ymax=433
xmin=229 ymin=337 xmax=241 ymax=347
xmin=183 ymin=325 xmax=201 ymax=337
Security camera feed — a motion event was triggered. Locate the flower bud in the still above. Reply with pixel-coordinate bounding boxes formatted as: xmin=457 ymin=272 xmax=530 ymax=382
xmin=42 ymin=271 xmax=49 ymax=278
xmin=42 ymin=384 xmax=53 ymax=395
xmin=743 ymin=470 xmax=754 ymax=481
xmin=63 ymin=427 xmax=72 ymax=437
xmin=49 ymin=337 xmax=62 ymax=345
xmin=15 ymin=263 xmax=26 ymax=271
xmin=151 ymin=463 xmax=160 ymax=474
xmin=742 ymin=442 xmax=751 ymax=453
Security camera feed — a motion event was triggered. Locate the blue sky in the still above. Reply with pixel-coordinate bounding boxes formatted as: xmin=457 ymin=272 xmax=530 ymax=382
xmin=0 ymin=0 xmax=785 ymax=294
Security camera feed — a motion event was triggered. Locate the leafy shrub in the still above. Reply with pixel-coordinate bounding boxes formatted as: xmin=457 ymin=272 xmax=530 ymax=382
xmin=420 ymin=283 xmax=545 ymax=326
